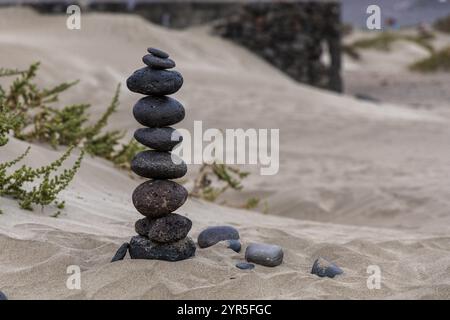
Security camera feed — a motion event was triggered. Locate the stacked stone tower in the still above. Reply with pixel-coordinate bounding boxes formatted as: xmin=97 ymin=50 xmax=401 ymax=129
xmin=126 ymin=47 xmax=195 ymax=261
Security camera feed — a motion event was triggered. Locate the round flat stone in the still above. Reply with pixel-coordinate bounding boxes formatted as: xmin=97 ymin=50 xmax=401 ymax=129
xmin=135 ymin=214 xmax=192 ymax=243
xmin=226 ymin=239 xmax=242 ymax=253
xmin=147 ymin=47 xmax=169 ymax=58
xmin=134 ymin=127 xmax=182 ymax=151
xmin=132 ymin=180 xmax=188 ymax=217
xmin=311 ymin=257 xmax=343 ymax=278
xmin=143 ymin=54 xmax=176 ymax=69
xmin=111 ymin=243 xmax=129 ymax=262
xmin=126 ymin=67 xmax=183 ymax=95
xmin=236 ymin=262 xmax=255 ymax=270
xmin=133 ymin=96 xmax=185 ymax=128
xmin=197 ymin=226 xmax=240 ymax=248
xmin=129 ymin=235 xmax=196 ymax=261
xmin=245 ymin=243 xmax=284 ymax=267
xmin=131 ymin=150 xmax=187 ymax=179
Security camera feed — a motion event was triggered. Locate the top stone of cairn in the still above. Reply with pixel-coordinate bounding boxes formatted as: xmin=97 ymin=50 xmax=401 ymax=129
xmin=147 ymin=47 xmax=169 ymax=59
xmin=126 ymin=47 xmax=182 ymax=96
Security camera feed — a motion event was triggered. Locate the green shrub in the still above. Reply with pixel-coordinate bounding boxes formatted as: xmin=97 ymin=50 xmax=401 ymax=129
xmin=434 ymin=15 xmax=450 ymax=34
xmin=0 ymin=63 xmax=131 ymax=213
xmin=410 ymin=47 xmax=450 ymax=72
xmin=110 ymin=138 xmax=146 ymax=171
xmin=0 ymin=146 xmax=84 ymax=211
xmin=349 ymin=32 xmax=434 ymax=54
xmin=244 ymin=197 xmax=260 ymax=209
xmin=190 ymin=162 xmax=250 ymax=202
xmin=0 ymin=63 xmax=140 ymax=167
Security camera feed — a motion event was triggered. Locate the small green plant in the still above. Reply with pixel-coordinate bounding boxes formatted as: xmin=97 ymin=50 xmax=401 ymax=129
xmin=28 ymin=104 xmax=91 ymax=147
xmin=51 ymin=210 xmax=62 ymax=218
xmin=342 ymin=44 xmax=361 ymax=60
xmin=0 ymin=63 xmax=139 ymax=169
xmin=190 ymin=163 xmax=269 ymax=211
xmin=0 ymin=64 xmax=84 ymax=213
xmin=190 ymin=162 xmax=250 ymax=202
xmin=0 ymin=68 xmax=25 ymax=146
xmin=0 ymin=68 xmax=26 ymax=77
xmin=348 ymin=32 xmax=434 ymax=54
xmin=0 ymin=145 xmax=84 ymax=211
xmin=110 ymin=138 xmax=146 ymax=170
xmin=434 ymin=15 xmax=450 ymax=34
xmin=244 ymin=197 xmax=260 ymax=209
xmin=410 ymin=47 xmax=450 ymax=72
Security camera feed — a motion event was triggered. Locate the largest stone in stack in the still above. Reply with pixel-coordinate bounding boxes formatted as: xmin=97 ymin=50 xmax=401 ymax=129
xmin=126 ymin=47 xmax=195 ymax=261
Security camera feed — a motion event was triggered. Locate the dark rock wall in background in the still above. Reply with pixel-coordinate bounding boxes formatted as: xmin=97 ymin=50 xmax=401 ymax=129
xmin=23 ymin=1 xmax=343 ymax=92
xmin=213 ymin=2 xmax=342 ymax=92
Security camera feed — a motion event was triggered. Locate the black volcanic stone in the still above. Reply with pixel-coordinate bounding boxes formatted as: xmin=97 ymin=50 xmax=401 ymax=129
xmin=134 ymin=214 xmax=192 ymax=243
xmin=311 ymin=257 xmax=343 ymax=278
xmin=132 ymin=180 xmax=188 ymax=218
xmin=129 ymin=235 xmax=196 ymax=261
xmin=148 ymin=214 xmax=192 ymax=243
xmin=143 ymin=54 xmax=176 ymax=69
xmin=111 ymin=243 xmax=129 ymax=262
xmin=126 ymin=67 xmax=183 ymax=95
xmin=135 ymin=217 xmax=152 ymax=237
xmin=0 ymin=290 xmax=7 ymax=300
xmin=197 ymin=226 xmax=240 ymax=248
xmin=147 ymin=47 xmax=169 ymax=58
xmin=134 ymin=127 xmax=182 ymax=152
xmin=133 ymin=96 xmax=185 ymax=128
xmin=131 ymin=150 xmax=187 ymax=179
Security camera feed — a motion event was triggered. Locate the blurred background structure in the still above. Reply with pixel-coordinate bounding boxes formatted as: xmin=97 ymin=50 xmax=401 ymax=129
xmin=0 ymin=0 xmax=345 ymax=91
xmin=1 ymin=0 xmax=450 ymax=95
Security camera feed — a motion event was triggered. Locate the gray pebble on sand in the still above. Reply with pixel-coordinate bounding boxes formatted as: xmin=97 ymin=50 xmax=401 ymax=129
xmin=236 ymin=262 xmax=255 ymax=270
xmin=197 ymin=226 xmax=240 ymax=248
xmin=245 ymin=243 xmax=283 ymax=267
xmin=311 ymin=257 xmax=343 ymax=278
xmin=226 ymin=239 xmax=242 ymax=253
xmin=0 ymin=290 xmax=8 ymax=300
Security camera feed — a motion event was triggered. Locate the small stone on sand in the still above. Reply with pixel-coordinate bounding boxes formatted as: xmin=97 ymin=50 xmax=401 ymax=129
xmin=111 ymin=242 xmax=129 ymax=262
xmin=236 ymin=262 xmax=255 ymax=270
xmin=311 ymin=257 xmax=343 ymax=278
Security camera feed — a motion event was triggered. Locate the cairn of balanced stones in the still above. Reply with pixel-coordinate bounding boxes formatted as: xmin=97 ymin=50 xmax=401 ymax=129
xmin=124 ymin=47 xmax=195 ymax=262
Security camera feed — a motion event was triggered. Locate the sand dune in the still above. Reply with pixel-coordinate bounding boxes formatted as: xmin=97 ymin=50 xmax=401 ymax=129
xmin=0 ymin=8 xmax=449 ymax=299
xmin=344 ymin=29 xmax=450 ymax=115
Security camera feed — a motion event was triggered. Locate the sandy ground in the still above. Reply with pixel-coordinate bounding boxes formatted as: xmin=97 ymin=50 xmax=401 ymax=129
xmin=0 ymin=8 xmax=449 ymax=299
xmin=344 ymin=30 xmax=450 ymax=116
